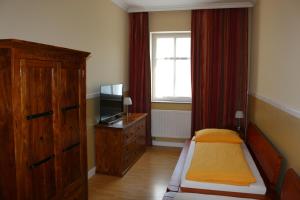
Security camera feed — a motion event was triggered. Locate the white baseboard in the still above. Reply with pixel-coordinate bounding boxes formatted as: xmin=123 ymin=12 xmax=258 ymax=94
xmin=152 ymin=140 xmax=185 ymax=148
xmin=88 ymin=167 xmax=96 ymax=179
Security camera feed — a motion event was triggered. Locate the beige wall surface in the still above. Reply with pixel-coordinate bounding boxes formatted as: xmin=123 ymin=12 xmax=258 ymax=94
xmin=86 ymin=97 xmax=100 ymax=170
xmin=249 ymin=96 xmax=300 ymax=175
xmin=149 ymin=10 xmax=191 ymax=32
xmin=149 ymin=10 xmax=191 ymax=110
xmin=250 ymin=0 xmax=300 ymax=111
xmin=250 ymin=0 xmax=300 ymax=179
xmin=0 ymin=0 xmax=129 ymax=96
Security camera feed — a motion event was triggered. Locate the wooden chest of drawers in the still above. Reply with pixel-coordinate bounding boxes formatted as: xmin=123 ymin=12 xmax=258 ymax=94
xmin=95 ymin=113 xmax=147 ymax=176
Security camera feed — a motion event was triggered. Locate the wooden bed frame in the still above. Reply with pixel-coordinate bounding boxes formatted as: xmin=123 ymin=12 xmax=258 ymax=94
xmin=166 ymin=123 xmax=283 ymax=199
xmin=163 ymin=168 xmax=300 ymax=200
xmin=281 ymin=168 xmax=300 ymax=200
xmin=246 ymin=123 xmax=284 ymax=199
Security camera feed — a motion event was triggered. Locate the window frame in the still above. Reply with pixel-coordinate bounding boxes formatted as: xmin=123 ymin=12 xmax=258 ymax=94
xmin=150 ymin=31 xmax=192 ymax=103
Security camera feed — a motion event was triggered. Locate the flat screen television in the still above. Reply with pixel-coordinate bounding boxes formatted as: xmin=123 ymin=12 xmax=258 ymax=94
xmin=99 ymin=84 xmax=123 ymax=124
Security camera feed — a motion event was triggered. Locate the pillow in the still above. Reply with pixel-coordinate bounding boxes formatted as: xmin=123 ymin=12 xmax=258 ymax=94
xmin=194 ymin=129 xmax=242 ymax=144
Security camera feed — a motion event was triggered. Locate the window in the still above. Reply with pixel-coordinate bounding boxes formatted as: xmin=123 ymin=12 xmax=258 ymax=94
xmin=151 ymin=32 xmax=191 ymax=103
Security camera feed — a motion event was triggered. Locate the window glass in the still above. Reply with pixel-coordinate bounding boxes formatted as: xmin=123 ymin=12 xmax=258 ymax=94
xmin=151 ymin=32 xmax=191 ymax=102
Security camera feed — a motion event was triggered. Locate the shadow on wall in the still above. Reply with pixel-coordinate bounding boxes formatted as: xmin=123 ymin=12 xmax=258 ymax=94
xmin=249 ymin=0 xmax=261 ymax=94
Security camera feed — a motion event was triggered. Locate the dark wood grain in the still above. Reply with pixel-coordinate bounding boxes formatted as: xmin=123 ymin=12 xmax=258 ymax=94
xmin=247 ymin=123 xmax=283 ymax=199
xmin=281 ymin=169 xmax=300 ymax=200
xmin=78 ymin=60 xmax=88 ymax=200
xmin=95 ymin=113 xmax=147 ymax=176
xmin=62 ymin=146 xmax=82 ymax=188
xmin=31 ymin=158 xmax=56 ymax=200
xmin=180 ymin=187 xmax=266 ymax=199
xmin=0 ymin=48 xmax=17 ymax=200
xmin=21 ymin=60 xmax=56 ymax=165
xmin=60 ymin=67 xmax=81 ymax=150
xmin=0 ymin=39 xmax=89 ymax=200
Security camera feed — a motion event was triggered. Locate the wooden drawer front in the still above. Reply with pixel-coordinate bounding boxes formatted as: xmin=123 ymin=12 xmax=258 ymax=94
xmin=123 ymin=150 xmax=136 ymax=169
xmin=123 ymin=141 xmax=138 ymax=169
xmin=136 ymin=119 xmax=146 ymax=136
xmin=62 ymin=146 xmax=82 ymax=188
xmin=136 ymin=119 xmax=146 ymax=149
xmin=124 ymin=126 xmax=136 ymax=145
xmin=123 ymin=142 xmax=136 ymax=157
xmin=30 ymin=157 xmax=56 ymax=200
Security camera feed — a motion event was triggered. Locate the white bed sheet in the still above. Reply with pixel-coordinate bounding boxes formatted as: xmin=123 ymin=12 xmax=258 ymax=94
xmin=174 ymin=193 xmax=258 ymax=200
xmin=181 ymin=141 xmax=266 ymax=195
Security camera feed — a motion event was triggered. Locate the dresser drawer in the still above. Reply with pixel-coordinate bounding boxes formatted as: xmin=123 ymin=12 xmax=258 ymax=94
xmin=136 ymin=119 xmax=145 ymax=134
xmin=124 ymin=140 xmax=137 ymax=153
xmin=124 ymin=126 xmax=136 ymax=145
xmin=123 ymin=143 xmax=137 ymax=168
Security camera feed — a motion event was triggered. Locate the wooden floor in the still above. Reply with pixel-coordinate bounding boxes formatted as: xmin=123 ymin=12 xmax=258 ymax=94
xmin=88 ymin=146 xmax=181 ymax=200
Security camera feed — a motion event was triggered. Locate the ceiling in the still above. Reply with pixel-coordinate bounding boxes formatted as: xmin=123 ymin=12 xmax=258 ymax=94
xmin=111 ymin=0 xmax=256 ymax=13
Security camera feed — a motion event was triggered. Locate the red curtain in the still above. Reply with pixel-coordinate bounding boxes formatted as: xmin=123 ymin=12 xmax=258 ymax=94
xmin=129 ymin=12 xmax=152 ymax=146
xmin=191 ymin=9 xmax=248 ymax=135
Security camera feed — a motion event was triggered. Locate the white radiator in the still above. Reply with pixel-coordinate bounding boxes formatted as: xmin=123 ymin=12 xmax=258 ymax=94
xmin=151 ymin=109 xmax=191 ymax=139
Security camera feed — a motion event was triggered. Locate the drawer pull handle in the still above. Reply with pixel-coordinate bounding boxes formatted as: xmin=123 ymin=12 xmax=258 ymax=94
xmin=30 ymin=155 xmax=54 ymax=169
xmin=61 ymin=105 xmax=80 ymax=112
xmin=63 ymin=142 xmax=80 ymax=152
xmin=26 ymin=111 xmax=53 ymax=120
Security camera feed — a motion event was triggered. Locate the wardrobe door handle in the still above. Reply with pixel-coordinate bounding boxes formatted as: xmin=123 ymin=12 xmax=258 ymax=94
xmin=30 ymin=155 xmax=54 ymax=169
xmin=26 ymin=111 xmax=53 ymax=120
xmin=61 ymin=105 xmax=80 ymax=112
xmin=63 ymin=142 xmax=80 ymax=153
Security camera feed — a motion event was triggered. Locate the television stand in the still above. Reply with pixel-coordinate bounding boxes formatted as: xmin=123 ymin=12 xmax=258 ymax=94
xmin=100 ymin=115 xmax=122 ymax=125
xmin=95 ymin=113 xmax=147 ymax=176
xmin=106 ymin=117 xmax=122 ymax=125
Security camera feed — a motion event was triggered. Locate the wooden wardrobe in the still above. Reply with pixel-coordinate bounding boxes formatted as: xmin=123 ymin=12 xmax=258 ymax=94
xmin=0 ymin=39 xmax=90 ymax=200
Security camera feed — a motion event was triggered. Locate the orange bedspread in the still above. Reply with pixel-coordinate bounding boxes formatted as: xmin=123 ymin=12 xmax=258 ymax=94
xmin=186 ymin=142 xmax=256 ymax=186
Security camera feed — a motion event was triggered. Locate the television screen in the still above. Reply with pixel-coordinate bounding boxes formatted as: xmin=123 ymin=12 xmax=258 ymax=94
xmin=100 ymin=84 xmax=123 ymax=123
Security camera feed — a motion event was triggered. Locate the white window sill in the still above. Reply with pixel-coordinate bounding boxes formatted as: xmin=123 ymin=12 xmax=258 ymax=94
xmin=152 ymin=100 xmax=191 ymax=104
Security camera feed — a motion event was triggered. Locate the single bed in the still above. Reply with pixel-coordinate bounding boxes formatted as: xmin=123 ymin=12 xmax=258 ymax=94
xmin=180 ymin=141 xmax=266 ymax=198
xmin=163 ymin=168 xmax=300 ymax=200
xmin=166 ymin=123 xmax=283 ymax=199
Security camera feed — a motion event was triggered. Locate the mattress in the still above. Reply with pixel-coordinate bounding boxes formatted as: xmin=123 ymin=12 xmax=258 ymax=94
xmin=181 ymin=141 xmax=266 ymax=195
xmin=174 ymin=192 xmax=258 ymax=200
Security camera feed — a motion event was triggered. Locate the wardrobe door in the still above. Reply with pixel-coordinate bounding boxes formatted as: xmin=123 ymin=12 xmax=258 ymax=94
xmin=20 ymin=59 xmax=58 ymax=200
xmin=60 ymin=63 xmax=84 ymax=197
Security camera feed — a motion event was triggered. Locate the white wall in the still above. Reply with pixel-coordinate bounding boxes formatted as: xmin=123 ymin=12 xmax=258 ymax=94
xmin=0 ymin=0 xmax=129 ymax=96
